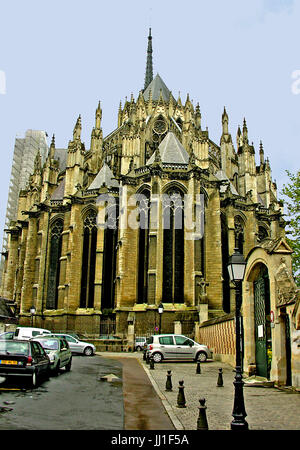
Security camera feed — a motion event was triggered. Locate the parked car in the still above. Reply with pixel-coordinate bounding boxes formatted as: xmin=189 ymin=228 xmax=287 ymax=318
xmin=46 ymin=333 xmax=96 ymax=356
xmin=0 ymin=331 xmax=15 ymax=340
xmin=66 ymin=332 xmax=87 ymax=341
xmin=145 ymin=334 xmax=213 ymax=363
xmin=30 ymin=336 xmax=72 ymax=375
xmin=99 ymin=335 xmax=122 ymax=340
xmin=0 ymin=339 xmax=50 ymax=387
xmin=135 ymin=336 xmax=147 ymax=351
xmin=14 ymin=327 xmax=51 ymax=340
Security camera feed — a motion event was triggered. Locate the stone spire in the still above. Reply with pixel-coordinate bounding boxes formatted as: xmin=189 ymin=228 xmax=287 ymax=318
xmin=222 ymin=107 xmax=229 ymax=135
xmin=144 ymin=28 xmax=153 ymax=91
xmin=259 ymin=140 xmax=265 ymax=165
xmin=49 ymin=133 xmax=55 ymax=159
xmin=73 ymin=115 xmax=82 ymax=141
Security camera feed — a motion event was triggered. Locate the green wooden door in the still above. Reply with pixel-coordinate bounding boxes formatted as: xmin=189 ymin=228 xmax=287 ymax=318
xmin=254 ymin=276 xmax=268 ymax=378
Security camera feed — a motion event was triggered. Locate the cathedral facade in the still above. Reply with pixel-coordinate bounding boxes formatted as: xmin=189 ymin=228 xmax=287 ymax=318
xmin=1 ymin=30 xmax=299 ymax=385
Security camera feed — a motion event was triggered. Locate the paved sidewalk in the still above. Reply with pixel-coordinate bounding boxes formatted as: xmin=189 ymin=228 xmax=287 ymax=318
xmin=141 ymin=357 xmax=300 ymax=431
xmin=100 ymin=352 xmax=300 ymax=431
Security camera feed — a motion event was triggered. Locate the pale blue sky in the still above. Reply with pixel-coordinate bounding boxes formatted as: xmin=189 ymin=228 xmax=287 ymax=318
xmin=0 ymin=0 xmax=299 ymax=245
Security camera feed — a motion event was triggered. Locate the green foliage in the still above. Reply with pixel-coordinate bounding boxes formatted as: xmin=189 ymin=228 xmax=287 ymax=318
xmin=281 ymin=170 xmax=300 ymax=286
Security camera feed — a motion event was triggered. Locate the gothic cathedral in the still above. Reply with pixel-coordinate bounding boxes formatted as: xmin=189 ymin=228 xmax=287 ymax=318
xmin=1 ymin=29 xmax=297 ymax=372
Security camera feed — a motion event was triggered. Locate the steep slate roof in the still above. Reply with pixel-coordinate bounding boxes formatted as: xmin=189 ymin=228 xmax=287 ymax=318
xmin=51 ymin=177 xmax=65 ymax=201
xmin=146 ymin=132 xmax=189 ymax=165
xmin=54 ymin=148 xmax=67 ymax=172
xmin=87 ymin=163 xmax=119 ymax=190
xmin=143 ymin=73 xmax=175 ymax=102
xmin=214 ymin=170 xmax=239 ymax=195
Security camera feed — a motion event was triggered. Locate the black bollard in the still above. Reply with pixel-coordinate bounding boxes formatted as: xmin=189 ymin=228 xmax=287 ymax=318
xmin=176 ymin=380 xmax=186 ymax=408
xmin=143 ymin=350 xmax=146 ymax=361
xmin=197 ymin=398 xmax=209 ymax=430
xmin=217 ymin=368 xmax=223 ymax=387
xmin=196 ymin=360 xmax=201 ymax=374
xmin=146 ymin=352 xmax=150 ymax=365
xmin=165 ymin=370 xmax=173 ymax=391
xmin=149 ymin=355 xmax=155 ymax=370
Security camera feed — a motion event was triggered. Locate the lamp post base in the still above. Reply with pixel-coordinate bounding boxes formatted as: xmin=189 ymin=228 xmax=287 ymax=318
xmin=231 ymin=419 xmax=249 ymax=430
xmin=231 ymin=368 xmax=249 ymax=430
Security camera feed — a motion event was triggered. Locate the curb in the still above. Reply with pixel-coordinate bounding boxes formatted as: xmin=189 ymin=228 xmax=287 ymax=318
xmin=97 ymin=352 xmax=184 ymax=429
xmin=137 ymin=358 xmax=185 ymax=431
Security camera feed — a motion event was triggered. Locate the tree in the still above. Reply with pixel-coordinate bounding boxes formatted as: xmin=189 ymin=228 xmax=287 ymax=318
xmin=281 ymin=170 xmax=300 ymax=286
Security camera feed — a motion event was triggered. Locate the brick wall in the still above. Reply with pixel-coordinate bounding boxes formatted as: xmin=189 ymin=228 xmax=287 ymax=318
xmin=197 ymin=313 xmax=235 ymax=365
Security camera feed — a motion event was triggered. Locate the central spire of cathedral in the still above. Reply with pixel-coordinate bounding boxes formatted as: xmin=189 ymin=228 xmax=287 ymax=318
xmin=144 ymin=28 xmax=153 ymax=91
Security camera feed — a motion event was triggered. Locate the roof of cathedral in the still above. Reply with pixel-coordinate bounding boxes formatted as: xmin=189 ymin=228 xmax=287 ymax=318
xmin=143 ymin=73 xmax=174 ymax=102
xmin=214 ymin=170 xmax=239 ymax=195
xmin=87 ymin=163 xmax=119 ymax=190
xmin=50 ymin=177 xmax=65 ymax=201
xmin=146 ymin=132 xmax=189 ymax=166
xmin=54 ymin=148 xmax=67 ymax=172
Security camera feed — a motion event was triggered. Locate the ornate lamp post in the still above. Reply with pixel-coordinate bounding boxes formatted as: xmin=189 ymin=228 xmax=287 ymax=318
xmin=158 ymin=302 xmax=164 ymax=334
xmin=30 ymin=305 xmax=36 ymax=327
xmin=227 ymin=248 xmax=248 ymax=430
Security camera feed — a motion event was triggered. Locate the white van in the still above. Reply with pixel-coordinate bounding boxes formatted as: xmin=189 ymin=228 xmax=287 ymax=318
xmin=14 ymin=327 xmax=51 ymax=340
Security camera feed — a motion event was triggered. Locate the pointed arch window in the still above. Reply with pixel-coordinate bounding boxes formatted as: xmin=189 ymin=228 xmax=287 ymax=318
xmin=80 ymin=210 xmax=97 ymax=308
xmin=163 ymin=188 xmax=184 ymax=303
xmin=137 ymin=191 xmax=150 ymax=303
xmin=258 ymin=225 xmax=268 ymax=242
xmin=101 ymin=201 xmax=119 ymax=310
xmin=221 ymin=215 xmax=230 ymax=313
xmin=47 ymin=219 xmax=63 ymax=309
xmin=234 ymin=216 xmax=244 ymax=254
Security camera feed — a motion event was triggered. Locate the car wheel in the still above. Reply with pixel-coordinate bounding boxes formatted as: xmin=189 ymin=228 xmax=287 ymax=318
xmin=152 ymin=352 xmax=163 ymax=363
xmin=31 ymin=370 xmax=39 ymax=388
xmin=196 ymin=351 xmax=207 ymax=362
xmin=84 ymin=346 xmax=93 ymax=356
xmin=65 ymin=358 xmax=72 ymax=372
xmin=54 ymin=360 xmax=60 ymax=376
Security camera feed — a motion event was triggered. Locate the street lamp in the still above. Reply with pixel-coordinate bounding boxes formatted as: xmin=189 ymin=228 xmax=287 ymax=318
xmin=227 ymin=248 xmax=248 ymax=430
xmin=30 ymin=305 xmax=36 ymax=327
xmin=158 ymin=302 xmax=164 ymax=334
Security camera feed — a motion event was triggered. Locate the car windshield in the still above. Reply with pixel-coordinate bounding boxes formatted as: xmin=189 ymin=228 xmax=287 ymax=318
xmin=35 ymin=339 xmax=59 ymax=350
xmin=0 ymin=341 xmax=29 ymax=355
xmin=0 ymin=332 xmax=14 ymax=339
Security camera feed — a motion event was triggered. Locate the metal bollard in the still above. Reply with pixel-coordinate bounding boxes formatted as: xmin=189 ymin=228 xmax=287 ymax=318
xmin=217 ymin=368 xmax=223 ymax=387
xmin=196 ymin=360 xmax=201 ymax=374
xmin=143 ymin=350 xmax=146 ymax=361
xmin=176 ymin=380 xmax=186 ymax=408
xmin=149 ymin=355 xmax=155 ymax=370
xmin=197 ymin=398 xmax=209 ymax=430
xmin=165 ymin=370 xmax=173 ymax=391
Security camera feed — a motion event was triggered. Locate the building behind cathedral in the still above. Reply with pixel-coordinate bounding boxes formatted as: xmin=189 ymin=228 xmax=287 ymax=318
xmin=1 ymin=30 xmax=299 ymax=387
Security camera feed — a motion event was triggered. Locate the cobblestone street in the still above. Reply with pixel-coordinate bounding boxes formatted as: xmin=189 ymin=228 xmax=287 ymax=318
xmin=139 ymin=357 xmax=300 ymax=431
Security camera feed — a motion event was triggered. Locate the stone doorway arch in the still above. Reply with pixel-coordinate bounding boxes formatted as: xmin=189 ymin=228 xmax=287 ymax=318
xmin=243 ymin=243 xmax=297 ymax=385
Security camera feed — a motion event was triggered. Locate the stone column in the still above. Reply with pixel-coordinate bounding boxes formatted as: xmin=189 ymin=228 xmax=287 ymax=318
xmin=205 ymin=189 xmax=223 ymax=311
xmin=174 ymin=321 xmax=182 ymax=334
xmin=20 ymin=217 xmax=38 ymax=314
xmin=3 ymin=229 xmax=19 ymax=300
xmin=66 ymin=205 xmax=83 ymax=312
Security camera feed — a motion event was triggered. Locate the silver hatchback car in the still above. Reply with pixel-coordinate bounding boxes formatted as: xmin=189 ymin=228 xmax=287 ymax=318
xmin=146 ymin=334 xmax=213 ymax=363
xmin=47 ymin=334 xmax=96 ymax=356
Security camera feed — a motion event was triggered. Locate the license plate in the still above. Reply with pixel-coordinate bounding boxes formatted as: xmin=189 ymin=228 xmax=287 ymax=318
xmin=0 ymin=360 xmax=17 ymax=365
